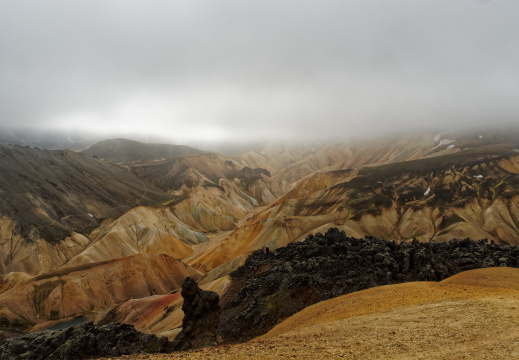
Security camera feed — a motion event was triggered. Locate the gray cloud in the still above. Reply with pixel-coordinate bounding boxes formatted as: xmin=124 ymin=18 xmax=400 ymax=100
xmin=1 ymin=0 xmax=518 ymax=142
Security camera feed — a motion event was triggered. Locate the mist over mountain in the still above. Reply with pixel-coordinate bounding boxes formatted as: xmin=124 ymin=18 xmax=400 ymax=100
xmin=2 ymin=1 xmax=519 ymax=143
xmin=0 ymin=127 xmax=98 ymax=150
xmin=2 ymin=0 xmax=519 ymax=356
xmin=0 ymin=127 xmax=210 ymax=153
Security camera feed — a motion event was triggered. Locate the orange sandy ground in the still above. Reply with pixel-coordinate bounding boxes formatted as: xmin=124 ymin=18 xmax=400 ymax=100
xmin=103 ymin=267 xmax=519 ymax=359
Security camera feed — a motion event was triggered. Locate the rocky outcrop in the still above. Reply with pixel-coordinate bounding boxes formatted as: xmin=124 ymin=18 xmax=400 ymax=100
xmin=219 ymin=227 xmax=519 ymax=342
xmin=0 ymin=329 xmax=20 ymax=343
xmin=94 ymin=276 xmax=231 ymax=339
xmin=0 ymin=322 xmax=168 ymax=360
xmin=170 ymin=277 xmax=220 ymax=351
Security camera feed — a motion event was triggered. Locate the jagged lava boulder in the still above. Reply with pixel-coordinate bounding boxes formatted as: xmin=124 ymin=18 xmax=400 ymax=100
xmin=219 ymin=227 xmax=519 ymax=342
xmin=169 ymin=277 xmax=220 ymax=351
xmin=0 ymin=322 xmax=168 ymax=360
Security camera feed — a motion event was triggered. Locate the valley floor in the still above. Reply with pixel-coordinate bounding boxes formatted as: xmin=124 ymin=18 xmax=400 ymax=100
xmin=103 ymin=268 xmax=519 ymax=360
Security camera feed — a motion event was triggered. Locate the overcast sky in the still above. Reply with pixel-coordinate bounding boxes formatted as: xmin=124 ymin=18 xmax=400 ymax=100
xmin=1 ymin=0 xmax=518 ymax=143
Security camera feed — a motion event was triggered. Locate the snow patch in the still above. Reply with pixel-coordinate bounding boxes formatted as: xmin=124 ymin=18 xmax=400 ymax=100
xmin=432 ymin=139 xmax=456 ymax=150
xmin=473 ymin=175 xmax=483 ymax=179
xmin=87 ymin=213 xmax=94 ymax=217
xmin=478 ymin=135 xmax=483 ymax=139
xmin=439 ymin=139 xmax=455 ymax=146
xmin=447 ymin=145 xmax=455 ymax=150
xmin=434 ymin=134 xmax=441 ymax=142
xmin=424 ymin=187 xmax=431 ymax=196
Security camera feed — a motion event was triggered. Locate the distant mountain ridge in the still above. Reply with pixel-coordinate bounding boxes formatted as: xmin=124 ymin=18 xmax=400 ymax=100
xmin=82 ymin=138 xmax=205 ymax=164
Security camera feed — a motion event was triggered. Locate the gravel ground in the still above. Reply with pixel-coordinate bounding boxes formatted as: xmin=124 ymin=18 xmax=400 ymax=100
xmin=102 ymin=269 xmax=519 ymax=360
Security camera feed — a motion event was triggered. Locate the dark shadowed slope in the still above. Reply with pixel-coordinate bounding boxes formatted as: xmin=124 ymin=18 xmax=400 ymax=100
xmin=0 ymin=145 xmax=171 ymax=274
xmin=82 ymin=138 xmax=205 ymax=164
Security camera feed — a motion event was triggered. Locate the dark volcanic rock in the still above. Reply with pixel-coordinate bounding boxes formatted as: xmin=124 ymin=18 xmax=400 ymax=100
xmin=170 ymin=277 xmax=221 ymax=351
xmin=0 ymin=322 xmax=168 ymax=360
xmin=219 ymin=228 xmax=519 ymax=342
xmin=0 ymin=330 xmax=21 ymax=343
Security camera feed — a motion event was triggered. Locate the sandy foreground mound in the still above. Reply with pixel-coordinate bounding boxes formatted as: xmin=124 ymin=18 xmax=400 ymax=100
xmin=105 ymin=267 xmax=519 ymax=359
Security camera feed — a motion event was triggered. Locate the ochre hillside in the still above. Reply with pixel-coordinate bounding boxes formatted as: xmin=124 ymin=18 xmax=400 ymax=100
xmin=0 ymin=145 xmax=171 ymax=275
xmin=0 ymin=253 xmax=201 ymax=329
xmin=104 ymin=267 xmax=519 ymax=359
xmin=189 ymin=146 xmax=519 ymax=272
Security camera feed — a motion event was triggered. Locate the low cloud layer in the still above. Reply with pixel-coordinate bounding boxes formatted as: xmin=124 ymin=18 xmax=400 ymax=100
xmin=1 ymin=0 xmax=518 ymax=143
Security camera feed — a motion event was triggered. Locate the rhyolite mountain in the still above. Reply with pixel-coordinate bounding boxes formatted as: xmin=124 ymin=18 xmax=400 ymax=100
xmin=187 ymin=144 xmax=519 ymax=273
xmin=128 ymin=152 xmax=278 ymax=203
xmin=0 ymin=145 xmax=175 ymax=274
xmin=3 ymin=129 xmax=519 ymax=343
xmin=0 ymin=253 xmax=201 ymax=329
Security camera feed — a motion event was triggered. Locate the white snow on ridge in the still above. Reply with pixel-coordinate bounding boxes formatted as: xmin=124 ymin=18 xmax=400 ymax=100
xmin=439 ymin=139 xmax=455 ymax=146
xmin=447 ymin=145 xmax=455 ymax=150
xmin=473 ymin=175 xmax=483 ymax=179
xmin=432 ymin=139 xmax=456 ymax=150
xmin=424 ymin=186 xmax=431 ymax=196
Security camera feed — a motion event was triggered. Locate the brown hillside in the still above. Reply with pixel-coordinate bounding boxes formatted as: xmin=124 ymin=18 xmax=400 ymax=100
xmin=0 ymin=253 xmax=201 ymax=328
xmin=63 ymin=206 xmax=195 ymax=268
xmin=189 ymin=147 xmax=519 ymax=272
xmin=0 ymin=145 xmax=171 ymax=275
xmin=105 ymin=267 xmax=519 ymax=359
xmin=82 ymin=138 xmax=204 ymax=164
xmin=94 ymin=276 xmax=232 ymax=339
